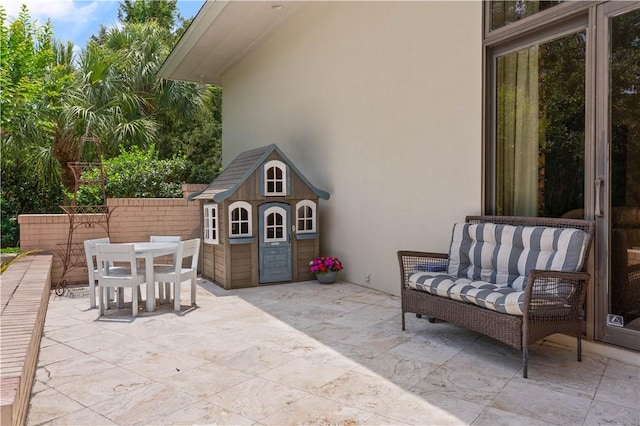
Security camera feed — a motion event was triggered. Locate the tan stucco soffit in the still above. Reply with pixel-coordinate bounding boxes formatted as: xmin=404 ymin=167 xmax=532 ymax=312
xmin=158 ymin=0 xmax=303 ymax=84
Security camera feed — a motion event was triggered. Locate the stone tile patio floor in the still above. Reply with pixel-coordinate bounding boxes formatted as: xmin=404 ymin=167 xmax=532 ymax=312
xmin=27 ymin=279 xmax=639 ymax=425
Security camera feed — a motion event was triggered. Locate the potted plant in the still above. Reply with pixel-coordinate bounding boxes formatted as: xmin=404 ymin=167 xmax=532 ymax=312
xmin=309 ymin=256 xmax=343 ymax=284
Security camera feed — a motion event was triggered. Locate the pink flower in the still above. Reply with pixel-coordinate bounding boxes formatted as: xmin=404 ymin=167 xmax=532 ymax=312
xmin=309 ymin=256 xmax=344 ymax=273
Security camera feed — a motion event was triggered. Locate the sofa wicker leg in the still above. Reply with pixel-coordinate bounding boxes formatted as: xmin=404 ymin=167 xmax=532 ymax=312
xmin=402 ymin=311 xmax=406 ymax=331
xmin=522 ymin=347 xmax=528 ymax=379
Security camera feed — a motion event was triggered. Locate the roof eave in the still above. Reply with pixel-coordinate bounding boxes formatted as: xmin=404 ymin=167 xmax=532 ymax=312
xmin=158 ymin=1 xmax=304 ymax=85
xmin=158 ymin=1 xmax=229 ymax=84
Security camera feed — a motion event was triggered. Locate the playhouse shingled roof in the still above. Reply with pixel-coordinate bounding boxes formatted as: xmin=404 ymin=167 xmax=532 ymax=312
xmin=189 ymin=144 xmax=330 ymax=202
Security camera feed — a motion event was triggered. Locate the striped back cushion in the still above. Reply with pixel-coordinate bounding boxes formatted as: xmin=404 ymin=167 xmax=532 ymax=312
xmin=447 ymin=223 xmax=590 ymax=290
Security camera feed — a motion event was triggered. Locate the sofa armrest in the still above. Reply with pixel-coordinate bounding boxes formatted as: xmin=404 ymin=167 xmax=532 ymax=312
xmin=397 ymin=251 xmax=449 ymax=291
xmin=523 ymin=270 xmax=590 ymax=321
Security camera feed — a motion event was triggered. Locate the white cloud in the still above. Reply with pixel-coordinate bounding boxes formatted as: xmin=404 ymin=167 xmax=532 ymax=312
xmin=4 ymin=0 xmax=99 ymax=23
xmin=3 ymin=1 xmax=120 ymax=50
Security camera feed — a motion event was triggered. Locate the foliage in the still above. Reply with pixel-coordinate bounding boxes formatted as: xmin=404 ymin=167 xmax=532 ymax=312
xmin=1 ymin=247 xmax=21 ymax=254
xmin=0 ymin=6 xmax=71 ymax=247
xmin=610 ymin=10 xmax=640 ymax=207
xmin=1 ymin=196 xmax=19 ymax=247
xmin=163 ymin=85 xmax=223 ymax=178
xmin=118 ymin=0 xmax=182 ymax=32
xmin=0 ymin=5 xmax=72 ymax=143
xmin=72 ymin=145 xmax=216 ymax=205
xmin=538 ymin=32 xmax=586 ymax=217
xmin=0 ymin=2 xmax=221 ymax=238
xmin=0 ymin=159 xmax=66 ymax=247
xmin=64 ymin=22 xmax=202 ymax=163
xmin=0 ymin=5 xmax=74 ymax=189
xmin=309 ymin=256 xmax=344 ymax=274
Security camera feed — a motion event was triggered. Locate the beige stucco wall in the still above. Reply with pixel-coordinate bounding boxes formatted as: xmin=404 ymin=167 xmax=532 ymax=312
xmin=220 ymin=2 xmax=483 ymax=295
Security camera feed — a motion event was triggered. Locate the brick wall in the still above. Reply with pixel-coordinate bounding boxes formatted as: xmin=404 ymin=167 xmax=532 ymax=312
xmin=18 ymin=184 xmax=207 ymax=286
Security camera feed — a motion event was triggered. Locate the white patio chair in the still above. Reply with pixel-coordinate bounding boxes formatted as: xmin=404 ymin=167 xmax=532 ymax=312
xmin=153 ymin=238 xmax=200 ymax=312
xmin=96 ymin=243 xmax=146 ymax=318
xmin=150 ymin=235 xmax=181 ymax=303
xmin=84 ymin=237 xmax=114 ymax=308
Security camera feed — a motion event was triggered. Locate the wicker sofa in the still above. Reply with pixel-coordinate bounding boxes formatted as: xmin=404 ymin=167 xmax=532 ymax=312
xmin=398 ymin=215 xmax=595 ymax=378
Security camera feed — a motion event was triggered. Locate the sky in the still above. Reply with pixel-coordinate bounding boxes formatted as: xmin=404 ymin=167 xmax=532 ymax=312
xmin=2 ymin=0 xmax=205 ymax=50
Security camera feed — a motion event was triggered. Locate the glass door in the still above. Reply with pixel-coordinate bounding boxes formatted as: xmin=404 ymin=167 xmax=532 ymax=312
xmin=491 ymin=25 xmax=587 ymax=218
xmin=595 ymin=2 xmax=640 ymax=350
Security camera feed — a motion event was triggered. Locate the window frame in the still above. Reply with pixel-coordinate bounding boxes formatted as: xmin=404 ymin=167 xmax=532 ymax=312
xmin=203 ymin=203 xmax=219 ymax=244
xmin=263 ymin=206 xmax=288 ymax=243
xmin=263 ymin=160 xmax=287 ymax=196
xmin=228 ymin=201 xmax=253 ymax=238
xmin=295 ymin=200 xmax=317 ymax=234
xmin=482 ymin=2 xmax=592 ymax=215
xmin=484 ymin=1 xmax=594 ymax=40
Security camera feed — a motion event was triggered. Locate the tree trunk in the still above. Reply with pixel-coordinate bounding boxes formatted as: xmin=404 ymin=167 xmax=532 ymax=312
xmin=52 ymin=131 xmax=80 ymax=193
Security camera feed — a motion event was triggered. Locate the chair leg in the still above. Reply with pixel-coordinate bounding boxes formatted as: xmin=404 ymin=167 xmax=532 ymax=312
xmin=164 ymin=283 xmax=169 ymax=303
xmin=174 ymin=281 xmax=181 ymax=312
xmin=190 ymin=277 xmax=196 ymax=306
xmin=522 ymin=346 xmax=528 ymax=378
xmin=90 ymin=280 xmax=97 ymax=309
xmin=115 ymin=287 xmax=124 ymax=309
xmin=158 ymin=282 xmax=171 ymax=304
xmin=132 ymin=286 xmax=138 ymax=317
xmin=103 ymin=287 xmax=111 ymax=310
xmin=98 ymin=287 xmax=105 ymax=316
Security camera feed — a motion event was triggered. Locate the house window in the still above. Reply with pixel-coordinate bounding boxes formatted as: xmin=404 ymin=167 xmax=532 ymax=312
xmin=489 ymin=1 xmax=564 ymax=31
xmin=484 ymin=4 xmax=587 ymax=218
xmin=203 ymin=203 xmax=218 ymax=244
xmin=229 ymin=201 xmax=252 ymax=238
xmin=264 ymin=160 xmax=287 ymax=196
xmin=296 ymin=200 xmax=316 ymax=233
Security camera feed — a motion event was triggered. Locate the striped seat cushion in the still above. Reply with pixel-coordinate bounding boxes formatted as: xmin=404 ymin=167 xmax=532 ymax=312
xmin=407 ymin=273 xmax=526 ymax=315
xmin=447 ymin=223 xmax=590 ymax=290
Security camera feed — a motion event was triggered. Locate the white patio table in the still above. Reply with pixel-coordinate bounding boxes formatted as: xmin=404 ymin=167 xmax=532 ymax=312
xmin=133 ymin=242 xmax=179 ymax=312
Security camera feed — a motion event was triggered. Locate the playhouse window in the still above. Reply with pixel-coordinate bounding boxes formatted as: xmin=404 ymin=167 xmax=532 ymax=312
xmin=229 ymin=201 xmax=252 ymax=237
xmin=264 ymin=206 xmax=287 ymax=242
xmin=264 ymin=160 xmax=287 ymax=196
xmin=296 ymin=200 xmax=316 ymax=233
xmin=203 ymin=203 xmax=219 ymax=244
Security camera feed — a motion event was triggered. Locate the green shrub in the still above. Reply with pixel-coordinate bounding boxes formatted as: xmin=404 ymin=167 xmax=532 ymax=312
xmin=1 ymin=196 xmax=19 ymax=248
xmin=73 ymin=145 xmax=216 ymax=205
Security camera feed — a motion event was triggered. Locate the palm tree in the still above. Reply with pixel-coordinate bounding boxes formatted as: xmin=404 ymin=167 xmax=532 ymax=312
xmin=55 ymin=21 xmax=202 ymax=191
xmin=2 ymin=7 xmax=203 ymax=202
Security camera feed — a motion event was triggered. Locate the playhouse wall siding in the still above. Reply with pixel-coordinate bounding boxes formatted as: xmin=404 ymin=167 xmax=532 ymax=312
xmin=295 ymin=238 xmax=318 ymax=281
xmin=201 ymin=242 xmax=226 ymax=286
xmin=229 ymin=244 xmax=254 ymax=288
xmin=221 ymin=1 xmax=483 ymax=295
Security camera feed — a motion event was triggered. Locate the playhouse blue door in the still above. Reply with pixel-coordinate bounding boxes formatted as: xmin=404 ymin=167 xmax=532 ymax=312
xmin=259 ymin=203 xmax=291 ymax=283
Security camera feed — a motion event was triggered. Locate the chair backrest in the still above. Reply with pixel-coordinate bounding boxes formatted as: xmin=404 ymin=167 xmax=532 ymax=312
xmin=84 ymin=237 xmax=111 ymax=273
xmin=96 ymin=243 xmax=138 ymax=278
xmin=150 ymin=236 xmax=181 ymax=243
xmin=182 ymin=238 xmax=201 ymax=270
